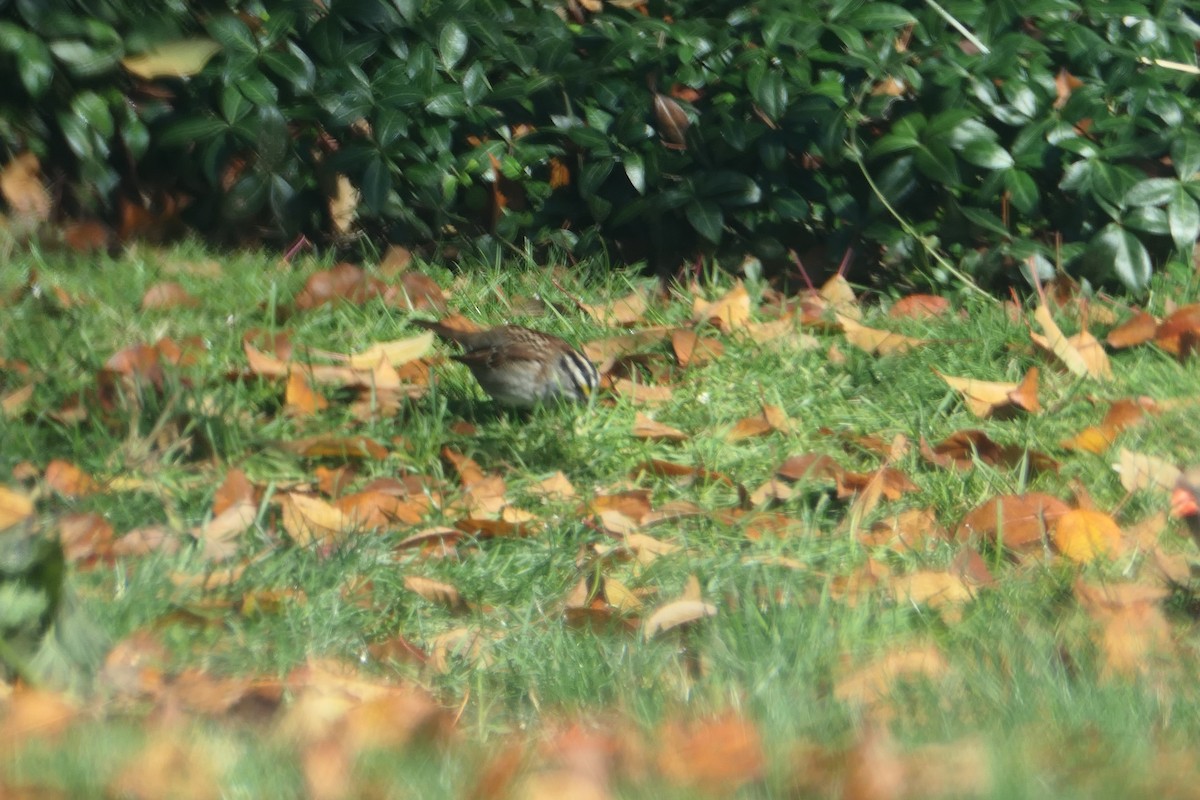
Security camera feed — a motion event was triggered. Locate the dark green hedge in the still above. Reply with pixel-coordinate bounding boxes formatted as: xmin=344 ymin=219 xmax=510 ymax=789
xmin=1 ymin=0 xmax=1198 ymax=289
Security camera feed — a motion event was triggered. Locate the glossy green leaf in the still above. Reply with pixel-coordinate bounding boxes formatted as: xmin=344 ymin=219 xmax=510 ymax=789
xmin=623 ymin=154 xmax=646 ymax=195
xmin=207 ymin=16 xmax=258 ymax=54
xmin=439 ymin=22 xmax=468 ymax=70
xmin=1168 ymin=185 xmax=1200 ymax=252
xmin=1124 ymin=178 xmax=1177 ymax=208
xmin=1171 ymin=134 xmax=1200 ymax=181
xmin=1087 ymin=223 xmax=1152 ymax=292
xmin=686 ymin=199 xmax=724 ymax=243
xmin=915 ymin=142 xmax=959 ymax=185
xmin=959 ymin=139 xmax=1014 ymax=170
xmin=1005 ymin=169 xmax=1039 ymax=214
xmin=261 ymin=48 xmax=315 ymax=93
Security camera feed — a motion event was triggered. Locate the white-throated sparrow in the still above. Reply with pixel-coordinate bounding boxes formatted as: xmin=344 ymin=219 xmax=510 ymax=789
xmin=414 ymin=318 xmax=600 ymax=408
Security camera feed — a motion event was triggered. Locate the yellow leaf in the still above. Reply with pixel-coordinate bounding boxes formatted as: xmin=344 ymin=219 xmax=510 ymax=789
xmin=121 ymin=39 xmax=222 ymax=78
xmin=1053 ymin=509 xmax=1122 ymax=563
xmin=346 ymin=331 xmax=433 ymax=369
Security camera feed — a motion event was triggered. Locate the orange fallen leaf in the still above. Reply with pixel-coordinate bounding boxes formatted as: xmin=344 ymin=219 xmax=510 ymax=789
xmin=43 ymin=460 xmax=98 ymax=497
xmin=285 ymin=369 xmax=330 ymax=417
xmin=0 ymin=152 xmax=51 ymax=226
xmin=1052 ymin=508 xmax=1122 ymax=563
xmin=1060 ymin=397 xmax=1155 ymax=454
xmin=657 ymin=714 xmax=766 ymax=792
xmin=692 ymin=282 xmax=751 ymax=332
xmin=1074 ymin=580 xmax=1173 ymax=680
xmin=278 ymin=434 xmax=388 ymax=460
xmin=838 ymin=314 xmax=926 ymax=355
xmin=192 ymin=499 xmax=256 ymax=562
xmin=935 ymin=368 xmax=1040 ymax=418
xmin=833 ymin=643 xmax=949 ymax=709
xmin=671 ymin=329 xmax=724 ymax=368
xmin=1154 ymin=304 xmax=1200 ymax=356
xmin=889 ymin=294 xmax=950 ymax=320
xmin=278 ymin=493 xmax=352 ymax=547
xmin=1106 ymin=310 xmax=1158 ymax=349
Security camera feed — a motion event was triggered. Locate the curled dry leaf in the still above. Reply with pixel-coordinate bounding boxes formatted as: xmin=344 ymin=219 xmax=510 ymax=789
xmin=1032 ymin=304 xmax=1111 ymax=379
xmin=920 ymin=430 xmax=1058 ymax=474
xmin=891 ymin=570 xmax=975 ymax=621
xmin=935 ymin=368 xmax=1040 ymax=418
xmin=1154 ymin=304 xmax=1200 ymax=356
xmin=954 ymin=492 xmax=1070 ymax=551
xmin=777 ymin=452 xmax=844 ymax=484
xmin=582 ymin=326 xmax=673 ymax=362
xmin=837 ymin=314 xmax=926 ymax=355
xmin=192 ymin=499 xmax=256 ymax=562
xmin=527 ymin=471 xmax=577 ymax=501
xmin=643 ymin=599 xmax=717 ymax=639
xmin=1052 ymin=509 xmax=1123 ymax=563
xmin=691 ymin=282 xmax=751 ymax=332
xmin=861 ymin=507 xmax=948 ymax=550
xmin=294 ymin=263 xmax=387 ymax=310
xmin=1060 ymin=397 xmax=1156 ymax=454
xmin=671 ymin=329 xmax=724 ymax=368
xmin=632 ymin=411 xmax=688 ymax=443
xmin=632 ymin=459 xmax=732 ymax=486
xmin=1106 ymin=311 xmax=1158 ymax=349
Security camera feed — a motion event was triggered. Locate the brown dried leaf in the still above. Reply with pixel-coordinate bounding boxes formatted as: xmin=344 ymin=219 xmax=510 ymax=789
xmin=583 ymin=290 xmax=647 ymax=326
xmin=652 ymin=92 xmax=690 ymax=147
xmin=632 ymin=412 xmax=688 ymax=443
xmin=285 ymin=369 xmax=330 ymax=417
xmin=1032 ymin=304 xmax=1110 ymax=379
xmin=279 ymin=434 xmax=388 ymax=460
xmin=889 ymin=294 xmax=950 ymax=320
xmin=1074 ymin=579 xmax=1173 ymax=680
xmin=0 ymin=152 xmax=51 ymax=225
xmin=279 ymin=493 xmax=351 ymax=547
xmin=404 ymin=575 xmax=468 ymax=613
xmin=43 ymin=460 xmax=98 ymax=497
xmin=838 ymin=314 xmax=926 ymax=355
xmin=935 ymin=369 xmax=1040 ymax=418
xmin=1106 ymin=311 xmax=1158 ymax=349
xmin=1154 ymin=304 xmax=1200 ymax=356
xmin=192 ymin=499 xmax=256 ymax=562
xmin=833 ymin=643 xmax=950 ymax=710
xmin=609 ymin=377 xmax=673 ymax=406
xmin=294 ymin=263 xmax=387 ymax=310
xmin=954 ymin=493 xmax=1070 ymax=551
xmin=691 ymin=282 xmax=751 ymax=332
xmin=141 ymin=281 xmax=199 ymax=310
xmin=671 ymin=329 xmax=724 ymax=368
xmin=656 ymin=714 xmax=766 ymax=792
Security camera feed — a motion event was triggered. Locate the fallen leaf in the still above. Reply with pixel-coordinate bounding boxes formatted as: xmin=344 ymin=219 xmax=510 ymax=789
xmin=643 ymin=599 xmax=717 ymax=639
xmin=121 ymin=38 xmax=221 ymax=78
xmin=632 ymin=412 xmax=688 ymax=442
xmin=920 ymin=430 xmax=1058 ymax=474
xmin=860 ymin=507 xmax=948 ymax=550
xmin=692 ymin=282 xmax=751 ymax=332
xmin=404 ymin=576 xmax=468 ymax=612
xmin=278 ymin=434 xmax=389 ymax=460
xmin=345 ymin=332 xmax=434 ymax=369
xmin=609 ymin=378 xmax=673 ymax=406
xmin=727 ymin=404 xmax=792 ymax=441
xmin=192 ymin=499 xmax=256 ymax=562
xmin=656 ymin=714 xmax=765 ymax=792
xmin=889 ymin=294 xmax=950 ymax=320
xmin=954 ymin=493 xmax=1070 ymax=551
xmin=935 ymin=369 xmax=1040 ymax=418
xmin=0 ymin=152 xmax=51 ymax=226
xmin=1074 ymin=580 xmax=1173 ymax=680
xmin=1113 ymin=448 xmax=1181 ymax=494
xmin=527 ymin=471 xmax=577 ymax=501
xmin=583 ymin=290 xmax=647 ymax=326
xmin=1106 ymin=311 xmax=1158 ymax=349
xmin=671 ymin=329 xmax=724 ymax=368
xmin=1032 ymin=303 xmax=1111 ymax=379
xmin=776 ymin=453 xmax=844 ymax=484
xmin=141 ymin=281 xmax=199 ymax=310
xmin=278 ymin=493 xmax=352 ymax=547
xmin=838 ymin=314 xmax=926 ymax=355
xmin=833 ymin=643 xmax=950 ymax=710
xmin=294 ymin=263 xmax=387 ymax=310
xmin=43 ymin=460 xmax=98 ymax=497
xmin=1052 ymin=509 xmax=1122 ymax=563
xmin=1060 ymin=397 xmax=1155 ymax=453
xmin=1154 ymin=304 xmax=1200 ymax=356
xmin=285 ymin=369 xmax=330 ymax=417
xmin=58 ymin=512 xmax=114 ymax=565
xmin=632 ymin=459 xmax=732 ymax=486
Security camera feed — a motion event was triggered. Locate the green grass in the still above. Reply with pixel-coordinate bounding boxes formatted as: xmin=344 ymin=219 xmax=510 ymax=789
xmin=3 ymin=241 xmax=1200 ymax=798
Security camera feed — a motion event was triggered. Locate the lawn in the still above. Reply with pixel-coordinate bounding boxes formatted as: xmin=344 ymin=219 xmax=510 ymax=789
xmin=2 ymin=241 xmax=1200 ymax=798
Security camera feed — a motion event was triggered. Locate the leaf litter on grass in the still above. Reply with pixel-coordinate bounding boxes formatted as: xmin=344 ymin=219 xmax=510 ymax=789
xmin=4 ymin=252 xmax=1200 ymax=797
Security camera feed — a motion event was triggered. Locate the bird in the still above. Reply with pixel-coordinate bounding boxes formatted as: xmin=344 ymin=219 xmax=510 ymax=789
xmin=412 ymin=318 xmax=600 ymax=408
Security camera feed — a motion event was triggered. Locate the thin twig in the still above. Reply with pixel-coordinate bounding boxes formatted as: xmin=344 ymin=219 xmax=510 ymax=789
xmin=923 ymin=0 xmax=990 ymax=55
